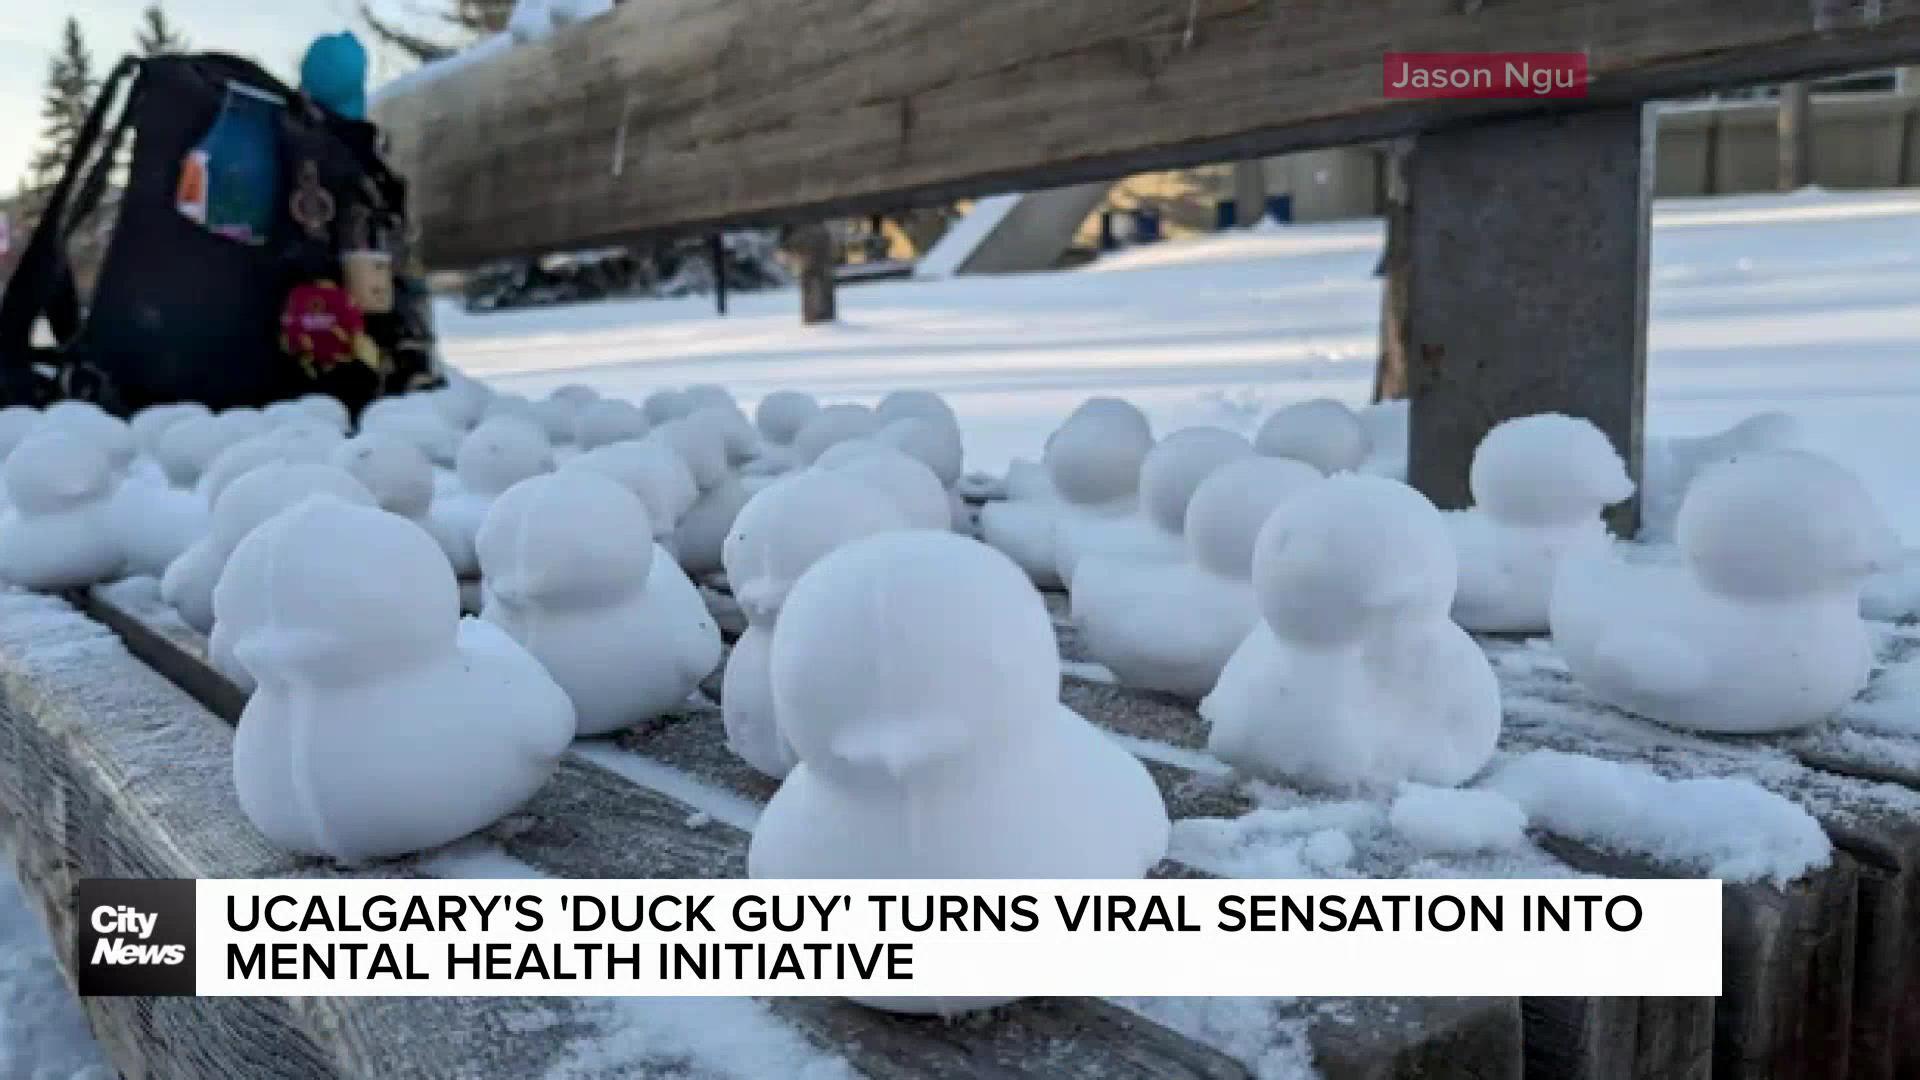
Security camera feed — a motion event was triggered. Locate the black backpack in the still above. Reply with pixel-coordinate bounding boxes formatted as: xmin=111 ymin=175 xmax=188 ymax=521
xmin=0 ymin=52 xmax=440 ymax=417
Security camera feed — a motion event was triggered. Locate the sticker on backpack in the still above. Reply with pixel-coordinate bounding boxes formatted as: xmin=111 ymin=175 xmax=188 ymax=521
xmin=176 ymin=83 xmax=285 ymax=245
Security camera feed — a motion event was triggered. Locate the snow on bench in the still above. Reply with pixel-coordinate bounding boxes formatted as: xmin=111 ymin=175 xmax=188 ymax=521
xmin=671 ymin=563 xmax=1914 ymax=1080
xmin=36 ymin=585 xmax=1535 ymax=1080
xmin=59 ymin=568 xmax=1920 ymax=1079
xmin=1052 ymin=617 xmax=1920 ymax=1080
xmin=1485 ymin=636 xmax=1920 ymax=1080
xmin=0 ymin=589 xmax=669 ymax=1080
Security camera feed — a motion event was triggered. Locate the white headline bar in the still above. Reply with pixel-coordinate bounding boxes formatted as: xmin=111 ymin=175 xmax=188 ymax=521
xmin=192 ymin=879 xmax=1722 ymax=997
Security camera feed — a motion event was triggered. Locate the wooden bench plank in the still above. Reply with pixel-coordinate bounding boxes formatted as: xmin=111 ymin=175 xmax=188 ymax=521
xmin=372 ymin=0 xmax=1920 ymax=268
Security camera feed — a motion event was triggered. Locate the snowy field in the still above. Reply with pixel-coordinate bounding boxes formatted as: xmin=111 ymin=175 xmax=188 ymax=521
xmin=441 ymin=187 xmax=1920 ymax=543
xmin=3 ymin=187 xmax=1917 ymax=1079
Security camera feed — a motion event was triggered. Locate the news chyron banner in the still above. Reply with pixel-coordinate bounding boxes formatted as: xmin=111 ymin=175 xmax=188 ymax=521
xmin=79 ymin=878 xmax=1722 ymax=998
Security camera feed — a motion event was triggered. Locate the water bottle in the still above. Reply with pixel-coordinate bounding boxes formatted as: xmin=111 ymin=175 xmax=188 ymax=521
xmin=176 ymin=82 xmax=284 ymax=246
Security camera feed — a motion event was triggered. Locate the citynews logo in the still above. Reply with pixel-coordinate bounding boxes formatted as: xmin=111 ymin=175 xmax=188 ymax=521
xmin=1384 ymin=52 xmax=1589 ymax=99
xmin=77 ymin=879 xmax=196 ymax=996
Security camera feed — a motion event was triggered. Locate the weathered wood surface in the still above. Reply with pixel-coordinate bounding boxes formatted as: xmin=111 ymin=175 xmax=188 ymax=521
xmin=372 ymin=0 xmax=1920 ymax=268
xmin=1520 ymin=994 xmax=1713 ymax=1080
xmin=65 ymin=585 xmax=1535 ymax=1080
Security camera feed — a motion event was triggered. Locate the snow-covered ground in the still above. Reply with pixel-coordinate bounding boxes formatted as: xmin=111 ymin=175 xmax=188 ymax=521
xmin=440 ymin=187 xmax=1920 ymax=542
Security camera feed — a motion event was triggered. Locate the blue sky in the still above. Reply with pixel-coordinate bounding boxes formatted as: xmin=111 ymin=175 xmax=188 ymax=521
xmin=1 ymin=2 xmax=439 ymax=190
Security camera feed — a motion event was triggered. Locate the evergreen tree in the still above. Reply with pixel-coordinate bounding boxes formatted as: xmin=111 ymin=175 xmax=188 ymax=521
xmin=137 ymin=3 xmax=189 ymax=56
xmin=23 ymin=19 xmax=98 ymax=197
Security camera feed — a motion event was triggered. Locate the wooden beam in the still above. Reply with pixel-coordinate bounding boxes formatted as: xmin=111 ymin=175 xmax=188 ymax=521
xmin=1402 ymin=105 xmax=1652 ymax=535
xmin=374 ymin=0 xmax=1920 ymax=269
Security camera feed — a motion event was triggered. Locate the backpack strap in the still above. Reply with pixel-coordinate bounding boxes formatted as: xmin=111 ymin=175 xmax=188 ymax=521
xmin=0 ymin=56 xmax=143 ymax=406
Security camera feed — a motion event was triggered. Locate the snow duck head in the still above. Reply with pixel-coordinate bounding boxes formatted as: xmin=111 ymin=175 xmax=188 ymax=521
xmin=1468 ymin=413 xmax=1633 ymax=527
xmin=209 ymin=462 xmax=376 ymax=552
xmin=1138 ymin=427 xmax=1252 ymax=536
xmin=652 ymin=416 xmax=732 ymax=492
xmin=1679 ymin=449 xmax=1898 ymax=600
xmin=1254 ymin=399 xmax=1368 ymax=475
xmin=875 ymin=417 xmax=964 ymax=488
xmin=1185 ymin=456 xmax=1325 ymax=581
xmin=771 ymin=530 xmax=1057 ymax=787
xmin=479 ymin=470 xmax=655 ymax=611
xmin=793 ymin=403 xmax=884 ymax=466
xmin=574 ymin=397 xmax=651 ymax=451
xmin=42 ymin=400 xmax=135 ymax=473
xmin=295 ymin=394 xmax=351 ymax=434
xmin=876 ymin=390 xmax=959 ymax=432
xmin=1252 ymin=474 xmax=1457 ymax=646
xmin=722 ymin=469 xmax=906 ymax=625
xmin=4 ymin=430 xmax=114 ymax=514
xmin=755 ymin=391 xmax=820 ymax=448
xmin=129 ymin=402 xmax=209 ymax=459
xmin=818 ymin=444 xmax=949 ymax=530
xmin=687 ymin=403 xmax=760 ymax=467
xmin=455 ymin=416 xmax=553 ymax=497
xmin=223 ymin=496 xmax=459 ymax=685
xmin=332 ymin=434 xmax=435 ymax=519
xmin=643 ymin=388 xmax=694 ymax=427
xmin=566 ymin=440 xmax=697 ymax=542
xmin=432 ymin=371 xmax=495 ymax=432
xmin=1044 ymin=406 xmax=1153 ymax=508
